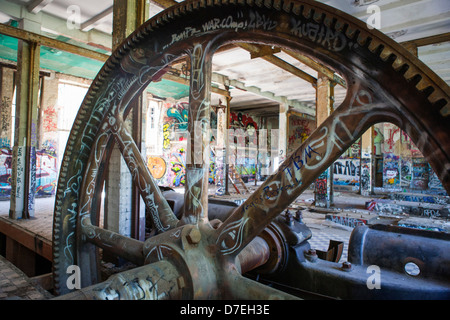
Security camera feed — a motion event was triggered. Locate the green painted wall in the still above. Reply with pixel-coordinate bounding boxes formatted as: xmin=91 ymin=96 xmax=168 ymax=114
xmin=0 ymin=33 xmax=189 ymax=99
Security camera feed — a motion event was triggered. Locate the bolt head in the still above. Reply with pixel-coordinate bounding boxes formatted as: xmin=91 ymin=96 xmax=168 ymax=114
xmin=187 ymin=227 xmax=201 ymax=244
xmin=342 ymin=261 xmax=352 ymax=271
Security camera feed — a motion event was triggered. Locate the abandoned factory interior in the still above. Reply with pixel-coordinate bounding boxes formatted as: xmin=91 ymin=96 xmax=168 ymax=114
xmin=0 ymin=0 xmax=449 ymax=303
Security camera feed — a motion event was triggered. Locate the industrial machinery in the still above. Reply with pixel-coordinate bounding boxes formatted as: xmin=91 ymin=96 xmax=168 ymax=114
xmin=52 ymin=0 xmax=450 ymax=299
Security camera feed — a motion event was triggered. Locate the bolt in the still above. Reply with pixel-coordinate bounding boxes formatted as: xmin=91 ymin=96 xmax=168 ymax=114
xmin=342 ymin=261 xmax=352 ymax=271
xmin=305 ymin=248 xmax=318 ymax=262
xmin=177 ymin=276 xmax=185 ymax=289
xmin=186 ymin=227 xmax=201 ymax=244
xmin=295 ymin=210 xmax=303 ymax=223
xmin=285 ymin=213 xmax=294 ymax=226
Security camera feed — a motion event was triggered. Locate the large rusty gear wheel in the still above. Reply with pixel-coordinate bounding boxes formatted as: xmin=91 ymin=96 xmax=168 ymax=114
xmin=52 ymin=0 xmax=450 ymax=299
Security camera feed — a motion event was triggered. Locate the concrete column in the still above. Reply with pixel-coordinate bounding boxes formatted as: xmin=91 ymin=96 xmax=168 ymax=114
xmin=105 ymin=0 xmax=149 ymax=238
xmin=9 ymin=18 xmax=41 ymax=219
xmin=39 ymin=75 xmax=59 ymax=150
xmin=314 ymin=73 xmax=334 ymax=208
xmin=360 ymin=127 xmax=373 ymax=196
xmin=0 ymin=67 xmax=15 ymax=148
xmin=277 ymin=103 xmax=288 ymax=170
xmin=215 ymin=103 xmax=226 ymax=195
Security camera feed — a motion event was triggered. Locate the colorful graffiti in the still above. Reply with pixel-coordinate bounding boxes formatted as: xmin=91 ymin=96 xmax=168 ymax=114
xmin=400 ymin=158 xmax=412 ymax=188
xmin=230 ymin=112 xmax=258 ymax=131
xmin=315 ymin=170 xmax=329 ymax=207
xmin=360 ymin=159 xmax=371 ymax=195
xmin=169 ymin=148 xmax=186 ymax=187
xmin=36 ymin=150 xmax=58 ymax=196
xmin=0 ymin=147 xmax=57 ymax=198
xmin=287 ymin=117 xmax=314 ymax=155
xmin=166 ymin=102 xmax=189 ymax=131
xmin=229 ymin=112 xmax=259 ymax=182
xmin=43 ymin=105 xmax=58 ymax=132
xmin=0 ymin=148 xmax=12 ymax=196
xmin=163 ymin=123 xmax=171 ymax=150
xmin=411 ymin=158 xmax=429 ymax=190
xmin=147 ymin=156 xmax=167 ymax=180
xmin=209 ymin=150 xmax=216 ymax=184
xmin=383 ymin=153 xmax=400 ymax=187
xmin=333 ymin=158 xmax=360 ymax=186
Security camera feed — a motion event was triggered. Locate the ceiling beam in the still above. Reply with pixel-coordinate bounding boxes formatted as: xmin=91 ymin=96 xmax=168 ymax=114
xmin=26 ymin=0 xmax=54 ymax=14
xmin=0 ymin=23 xmax=109 ymax=62
xmin=401 ymin=32 xmax=450 ymax=48
xmin=282 ymin=49 xmax=347 ymax=88
xmin=0 ymin=0 xmax=112 ymax=50
xmin=150 ymin=0 xmax=179 ymax=9
xmin=161 ymin=72 xmax=231 ymax=97
xmin=81 ymin=6 xmax=114 ymax=32
xmin=226 ymin=78 xmax=315 ymax=116
xmin=237 ymin=43 xmax=317 ymax=87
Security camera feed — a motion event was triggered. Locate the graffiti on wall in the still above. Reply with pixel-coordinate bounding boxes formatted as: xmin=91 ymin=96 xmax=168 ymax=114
xmin=372 ymin=122 xmax=446 ymax=193
xmin=169 ymin=148 xmax=186 ymax=187
xmin=230 ymin=112 xmax=258 ymax=132
xmin=229 ymin=112 xmax=258 ymax=182
xmin=36 ymin=149 xmax=57 ymax=196
xmin=383 ymin=153 xmax=400 ymax=187
xmin=0 ymin=148 xmax=12 ymax=196
xmin=287 ymin=117 xmax=314 ymax=155
xmin=43 ymin=105 xmax=58 ymax=132
xmin=315 ymin=170 xmax=329 ymax=207
xmin=147 ymin=156 xmax=167 ymax=180
xmin=411 ymin=157 xmax=429 ymax=190
xmin=166 ymin=102 xmax=189 ymax=131
xmin=333 ymin=158 xmax=360 ymax=186
xmin=0 ymin=147 xmax=57 ymax=198
xmin=400 ymin=158 xmax=412 ymax=188
xmin=360 ymin=159 xmax=371 ymax=195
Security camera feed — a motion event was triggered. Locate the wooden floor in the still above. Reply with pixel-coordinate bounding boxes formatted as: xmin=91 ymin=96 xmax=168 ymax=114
xmin=0 ymin=197 xmax=54 ymax=262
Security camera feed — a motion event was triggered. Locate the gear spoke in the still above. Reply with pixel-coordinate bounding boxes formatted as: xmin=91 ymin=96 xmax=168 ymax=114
xmin=214 ymin=83 xmax=393 ymax=258
xmin=109 ymin=112 xmax=179 ymax=232
xmin=181 ymin=40 xmax=218 ymax=226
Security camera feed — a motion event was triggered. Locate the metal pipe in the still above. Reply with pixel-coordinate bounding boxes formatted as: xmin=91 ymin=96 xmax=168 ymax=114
xmin=55 ymin=259 xmax=184 ymax=300
xmin=238 ymin=236 xmax=270 ymax=274
xmin=82 ymin=220 xmax=145 ymax=266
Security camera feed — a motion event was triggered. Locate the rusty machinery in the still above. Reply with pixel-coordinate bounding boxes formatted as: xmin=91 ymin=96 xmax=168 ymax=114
xmin=52 ymin=0 xmax=450 ymax=300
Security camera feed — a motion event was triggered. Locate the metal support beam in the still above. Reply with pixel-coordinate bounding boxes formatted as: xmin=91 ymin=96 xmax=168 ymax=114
xmin=81 ymin=6 xmax=114 ymax=32
xmin=150 ymin=0 xmax=178 ymax=9
xmin=401 ymin=32 xmax=450 ymax=49
xmin=0 ymin=23 xmax=109 ymax=62
xmin=282 ymin=49 xmax=347 ymax=88
xmin=9 ymin=21 xmax=41 ymax=219
xmin=26 ymin=0 xmax=54 ymax=14
xmin=238 ymin=43 xmax=317 ymax=86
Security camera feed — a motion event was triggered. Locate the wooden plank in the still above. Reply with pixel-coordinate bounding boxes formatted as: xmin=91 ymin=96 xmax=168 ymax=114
xmin=0 ymin=216 xmax=52 ymax=261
